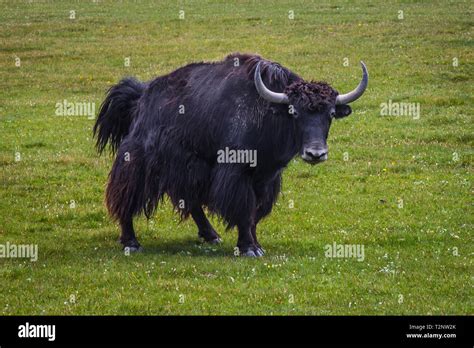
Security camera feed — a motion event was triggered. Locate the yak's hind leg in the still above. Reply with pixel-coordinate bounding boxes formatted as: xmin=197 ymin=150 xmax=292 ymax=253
xmin=191 ymin=206 xmax=221 ymax=244
xmin=106 ymin=141 xmax=147 ymax=252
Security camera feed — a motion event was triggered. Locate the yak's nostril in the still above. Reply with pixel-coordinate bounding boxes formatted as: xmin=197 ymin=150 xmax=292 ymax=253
xmin=305 ymin=149 xmax=327 ymax=159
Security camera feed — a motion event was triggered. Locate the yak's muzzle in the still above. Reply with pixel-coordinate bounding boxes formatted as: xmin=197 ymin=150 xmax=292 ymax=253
xmin=301 ymin=146 xmax=328 ymax=164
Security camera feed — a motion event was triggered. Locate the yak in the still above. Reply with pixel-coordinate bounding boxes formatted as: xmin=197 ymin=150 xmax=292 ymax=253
xmin=93 ymin=53 xmax=368 ymax=257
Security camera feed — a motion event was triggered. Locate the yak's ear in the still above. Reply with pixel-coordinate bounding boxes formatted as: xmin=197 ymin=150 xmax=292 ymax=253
xmin=335 ymin=104 xmax=352 ymax=119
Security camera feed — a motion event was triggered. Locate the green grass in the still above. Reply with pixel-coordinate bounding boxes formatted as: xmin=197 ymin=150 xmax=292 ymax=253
xmin=0 ymin=0 xmax=472 ymax=315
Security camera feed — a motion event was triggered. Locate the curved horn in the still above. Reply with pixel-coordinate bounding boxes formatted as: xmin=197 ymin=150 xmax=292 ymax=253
xmin=336 ymin=61 xmax=369 ymax=105
xmin=254 ymin=62 xmax=289 ymax=104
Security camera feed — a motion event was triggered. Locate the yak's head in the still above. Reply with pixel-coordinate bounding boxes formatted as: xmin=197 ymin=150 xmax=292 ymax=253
xmin=254 ymin=61 xmax=368 ymax=164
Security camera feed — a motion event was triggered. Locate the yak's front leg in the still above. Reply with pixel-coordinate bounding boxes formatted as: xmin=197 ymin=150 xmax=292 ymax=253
xmin=249 ymin=174 xmax=282 ymax=256
xmin=238 ymin=211 xmax=263 ymax=257
xmin=250 ymin=223 xmax=264 ymax=256
xmin=191 ymin=206 xmax=222 ymax=244
xmin=119 ymin=216 xmax=141 ymax=252
xmin=237 ymin=223 xmax=259 ymax=257
xmin=232 ymin=185 xmax=262 ymax=257
xmin=210 ymin=166 xmax=262 ymax=257
xmin=249 ymin=203 xmax=275 ymax=256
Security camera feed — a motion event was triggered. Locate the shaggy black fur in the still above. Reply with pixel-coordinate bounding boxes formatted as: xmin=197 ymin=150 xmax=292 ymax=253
xmin=93 ymin=53 xmax=347 ymax=256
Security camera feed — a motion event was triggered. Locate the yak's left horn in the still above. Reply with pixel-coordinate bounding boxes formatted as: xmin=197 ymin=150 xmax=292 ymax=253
xmin=336 ymin=61 xmax=369 ymax=105
xmin=254 ymin=62 xmax=289 ymax=104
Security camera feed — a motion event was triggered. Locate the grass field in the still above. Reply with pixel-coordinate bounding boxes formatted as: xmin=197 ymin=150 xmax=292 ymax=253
xmin=0 ymin=0 xmax=472 ymax=315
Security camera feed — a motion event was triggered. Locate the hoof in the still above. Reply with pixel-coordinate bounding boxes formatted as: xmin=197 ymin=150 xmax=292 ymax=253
xmin=255 ymin=247 xmax=265 ymax=257
xmin=208 ymin=237 xmax=222 ymax=244
xmin=199 ymin=236 xmax=222 ymax=244
xmin=239 ymin=246 xmax=264 ymax=258
xmin=241 ymin=249 xmax=258 ymax=257
xmin=198 ymin=230 xmax=222 ymax=244
xmin=124 ymin=245 xmax=143 ymax=253
xmin=121 ymin=240 xmax=142 ymax=253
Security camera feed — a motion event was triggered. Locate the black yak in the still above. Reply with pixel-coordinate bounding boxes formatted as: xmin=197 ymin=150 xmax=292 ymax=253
xmin=93 ymin=53 xmax=368 ymax=257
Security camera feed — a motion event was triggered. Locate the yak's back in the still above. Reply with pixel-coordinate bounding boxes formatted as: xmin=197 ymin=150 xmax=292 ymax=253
xmin=134 ymin=53 xmax=301 ymax=151
xmin=147 ymin=53 xmax=299 ymax=104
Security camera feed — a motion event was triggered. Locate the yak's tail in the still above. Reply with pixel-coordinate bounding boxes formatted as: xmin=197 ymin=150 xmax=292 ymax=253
xmin=93 ymin=77 xmax=145 ymax=155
